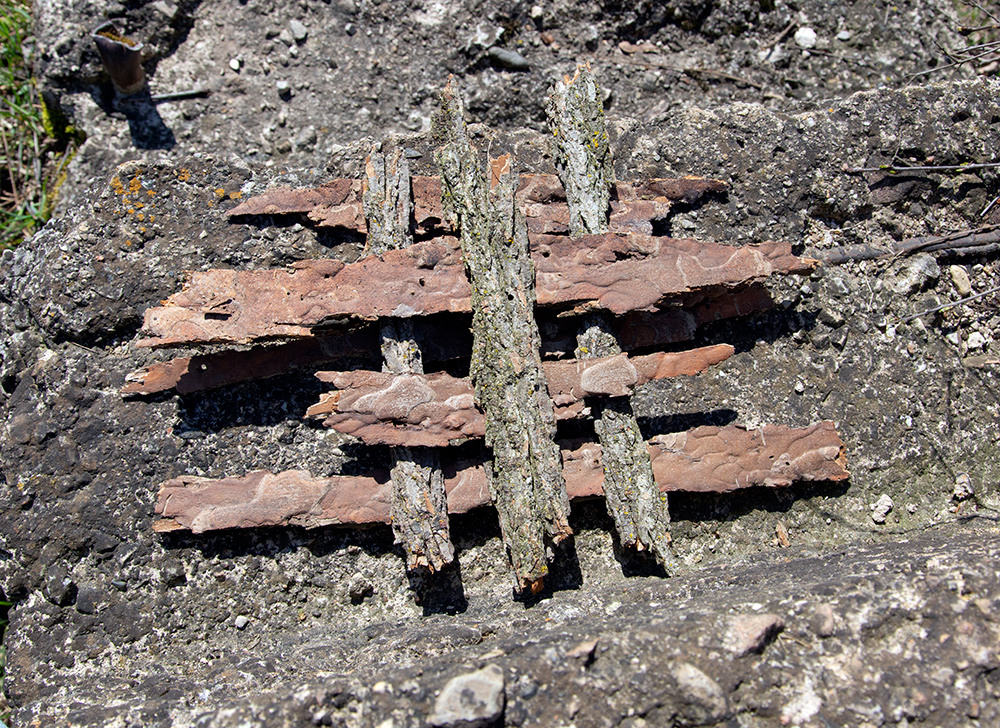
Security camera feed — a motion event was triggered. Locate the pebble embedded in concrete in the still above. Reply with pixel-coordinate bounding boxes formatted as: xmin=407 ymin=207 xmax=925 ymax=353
xmin=235 ymin=615 xmax=250 ymax=629
xmin=954 ymin=473 xmax=974 ymax=501
xmin=289 ymin=19 xmax=308 ymax=42
xmin=794 ymin=27 xmax=818 ymax=49
xmin=429 ymin=664 xmax=505 ymax=728
xmin=949 ymin=265 xmax=973 ymax=296
xmin=871 ymin=494 xmax=894 ymax=523
xmin=671 ymin=662 xmax=729 ymax=724
xmin=723 ymin=613 xmax=785 ymax=656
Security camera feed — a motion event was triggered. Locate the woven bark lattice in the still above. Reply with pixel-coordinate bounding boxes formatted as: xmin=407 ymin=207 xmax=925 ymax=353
xmin=130 ymin=77 xmax=849 ymax=595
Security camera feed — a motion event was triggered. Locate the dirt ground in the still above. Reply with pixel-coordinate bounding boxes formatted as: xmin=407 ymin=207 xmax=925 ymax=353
xmin=2 ymin=0 xmax=1000 ymax=725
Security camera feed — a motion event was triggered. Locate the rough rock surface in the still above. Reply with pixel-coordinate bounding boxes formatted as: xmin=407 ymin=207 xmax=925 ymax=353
xmin=2 ymin=0 xmax=1000 ymax=724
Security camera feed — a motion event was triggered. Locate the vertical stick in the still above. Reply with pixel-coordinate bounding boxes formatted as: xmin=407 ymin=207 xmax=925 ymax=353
xmin=549 ymin=65 xmax=676 ymax=569
xmin=435 ymin=79 xmax=571 ymax=593
xmin=364 ymin=141 xmax=454 ymax=573
xmin=547 ymin=63 xmax=614 ymax=236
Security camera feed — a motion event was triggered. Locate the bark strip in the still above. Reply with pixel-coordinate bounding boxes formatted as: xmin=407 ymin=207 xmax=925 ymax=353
xmin=153 ymin=422 xmax=850 ymax=534
xmin=365 ymin=141 xmax=454 ymax=573
xmin=305 ymin=345 xmax=735 ymax=447
xmin=123 ymin=289 xmax=768 ymax=397
xmin=548 ymin=62 xmax=674 ymax=567
xmin=435 ymin=79 xmax=570 ymax=592
xmin=547 ymin=63 xmax=614 ymax=236
xmin=226 ymin=174 xmax=727 ymax=238
xmin=137 ymin=235 xmax=814 ymax=348
xmin=576 ymin=314 xmax=675 ymax=567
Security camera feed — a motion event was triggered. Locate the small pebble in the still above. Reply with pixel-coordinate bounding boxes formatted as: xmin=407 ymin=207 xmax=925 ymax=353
xmin=836 ymin=29 xmax=852 ymax=41
xmin=810 ymin=603 xmax=836 ymax=637
xmin=871 ymin=494 xmax=893 ymax=523
xmin=950 ymin=265 xmax=973 ymax=296
xmin=794 ymin=27 xmax=818 ymax=49
xmin=289 ymin=19 xmax=308 ymax=42
xmin=954 ymin=473 xmax=974 ymax=501
xmin=724 ymin=613 xmax=784 ymax=656
xmin=235 ymin=615 xmax=250 ymax=629
xmin=276 ymin=80 xmax=291 ymax=95
xmin=488 ymin=46 xmax=529 ymax=71
xmin=429 ymin=665 xmax=505 ymax=728
xmin=967 ymin=331 xmax=987 ymax=350
xmin=229 ymin=58 xmax=240 ymax=71
xmin=278 ymin=28 xmax=294 ymax=46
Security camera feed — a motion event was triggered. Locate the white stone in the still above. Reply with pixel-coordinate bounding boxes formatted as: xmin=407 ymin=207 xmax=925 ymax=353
xmin=967 ymin=331 xmax=987 ymax=350
xmin=794 ymin=27 xmax=818 ymax=49
xmin=289 ymin=19 xmax=309 ymax=42
xmin=430 ymin=664 xmax=505 ymax=728
xmin=672 ymin=662 xmax=729 ymax=724
xmin=871 ymin=494 xmax=893 ymax=523
xmin=229 ymin=58 xmax=240 ymax=71
xmin=954 ymin=473 xmax=974 ymax=500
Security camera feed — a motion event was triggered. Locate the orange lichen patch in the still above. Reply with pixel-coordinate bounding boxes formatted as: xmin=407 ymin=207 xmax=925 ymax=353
xmin=228 ymin=191 xmax=242 ymax=200
xmin=215 ymin=188 xmax=226 ymax=198
xmin=177 ymin=169 xmax=191 ymax=182
xmin=136 ymin=213 xmax=145 ymax=221
xmin=147 ymin=189 xmax=155 ymax=197
xmin=111 ymin=176 xmax=125 ymax=195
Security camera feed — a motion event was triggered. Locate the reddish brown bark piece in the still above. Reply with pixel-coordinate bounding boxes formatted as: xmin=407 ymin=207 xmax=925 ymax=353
xmin=227 ymin=175 xmax=726 ymax=237
xmin=138 ymin=237 xmax=814 ymax=348
xmin=153 ymin=422 xmax=848 ymax=533
xmin=122 ymin=328 xmax=380 ymax=396
xmin=122 ymin=287 xmax=767 ymax=397
xmin=305 ymin=345 xmax=734 ymax=446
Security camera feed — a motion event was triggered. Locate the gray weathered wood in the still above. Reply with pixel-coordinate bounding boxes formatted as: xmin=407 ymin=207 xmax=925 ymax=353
xmin=365 ymin=141 xmax=454 ymax=573
xmin=576 ymin=314 xmax=675 ymax=569
xmin=547 ymin=63 xmax=614 ymax=236
xmin=435 ymin=79 xmax=571 ymax=593
xmin=551 ymin=66 xmax=675 ymax=567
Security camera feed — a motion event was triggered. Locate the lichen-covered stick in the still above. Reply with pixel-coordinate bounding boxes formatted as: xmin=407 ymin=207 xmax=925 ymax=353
xmin=550 ymin=64 xmax=676 ymax=569
xmin=364 ymin=140 xmax=455 ymax=573
xmin=435 ymin=78 xmax=571 ymax=594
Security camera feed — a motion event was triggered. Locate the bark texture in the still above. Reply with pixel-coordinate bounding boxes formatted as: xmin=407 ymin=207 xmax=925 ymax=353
xmin=305 ymin=345 xmax=735 ymax=447
xmin=435 ymin=80 xmax=570 ymax=592
xmin=576 ymin=314 xmax=675 ymax=568
xmin=137 ymin=236 xmax=814 ymax=348
xmin=549 ymin=63 xmax=674 ymax=567
xmin=152 ymin=422 xmax=850 ymax=534
xmin=546 ymin=63 xmax=614 ymax=236
xmin=365 ymin=141 xmax=454 ymax=573
xmin=226 ymin=173 xmax=727 ymax=238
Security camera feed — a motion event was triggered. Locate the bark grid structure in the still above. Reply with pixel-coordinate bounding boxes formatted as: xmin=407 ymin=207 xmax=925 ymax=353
xmin=435 ymin=78 xmax=571 ymax=593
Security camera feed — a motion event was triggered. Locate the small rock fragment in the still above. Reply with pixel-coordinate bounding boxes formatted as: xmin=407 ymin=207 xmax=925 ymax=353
xmin=810 ymin=603 xmax=836 ymax=637
xmin=347 ymin=573 xmax=374 ymax=602
xmin=949 ymin=265 xmax=973 ymax=296
xmin=276 ymin=80 xmax=291 ymax=97
xmin=278 ymin=28 xmax=294 ymax=46
xmin=871 ymin=493 xmax=894 ymax=523
xmin=289 ymin=19 xmax=308 ymax=42
xmin=430 ymin=664 xmax=505 ymax=728
xmin=487 ymin=46 xmax=529 ymax=71
xmin=967 ymin=331 xmax=987 ymax=350
xmin=724 ymin=613 xmax=784 ymax=656
xmin=836 ymin=29 xmax=852 ymax=41
xmin=954 ymin=472 xmax=974 ymax=501
xmin=671 ymin=662 xmax=729 ymax=724
xmin=234 ymin=615 xmax=250 ymax=629
xmin=890 ymin=254 xmax=940 ymax=296
xmin=794 ymin=27 xmax=818 ymax=49
xmin=229 ymin=58 xmax=240 ymax=72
